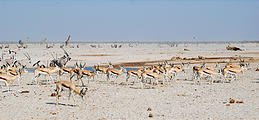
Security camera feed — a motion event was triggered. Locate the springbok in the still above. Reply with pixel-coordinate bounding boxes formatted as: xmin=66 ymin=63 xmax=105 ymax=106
xmin=81 ymin=69 xmax=96 ymax=84
xmin=55 ymin=81 xmax=87 ymax=106
xmin=93 ymin=62 xmax=113 ymax=75
xmin=222 ymin=64 xmax=247 ymax=82
xmin=0 ymin=66 xmax=26 ymax=90
xmin=193 ymin=66 xmax=221 ymax=84
xmin=0 ymin=72 xmax=20 ymax=90
xmin=126 ymin=68 xmax=144 ymax=85
xmin=140 ymin=70 xmax=167 ymax=89
xmin=163 ymin=63 xmax=185 ymax=82
xmin=33 ymin=62 xmax=60 ymax=84
xmin=106 ymin=66 xmax=126 ymax=84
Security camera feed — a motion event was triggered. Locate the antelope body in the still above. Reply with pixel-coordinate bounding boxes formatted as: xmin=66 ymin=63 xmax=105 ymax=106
xmin=55 ymin=81 xmax=87 ymax=105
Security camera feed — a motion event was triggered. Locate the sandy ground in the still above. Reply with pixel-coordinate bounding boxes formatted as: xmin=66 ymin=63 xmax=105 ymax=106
xmin=0 ymin=42 xmax=259 ymax=119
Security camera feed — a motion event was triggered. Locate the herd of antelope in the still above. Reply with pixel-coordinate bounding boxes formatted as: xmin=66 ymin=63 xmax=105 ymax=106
xmin=0 ymin=49 xmax=252 ymax=105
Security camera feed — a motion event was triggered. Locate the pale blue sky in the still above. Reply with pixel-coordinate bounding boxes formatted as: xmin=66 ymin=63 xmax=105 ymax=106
xmin=0 ymin=0 xmax=259 ymax=42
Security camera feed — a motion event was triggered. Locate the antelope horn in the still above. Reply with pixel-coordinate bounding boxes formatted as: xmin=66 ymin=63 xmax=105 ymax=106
xmin=33 ymin=60 xmax=41 ymax=67
xmin=65 ymin=35 xmax=70 ymax=46
xmin=26 ymin=52 xmax=31 ymax=60
xmin=62 ymin=48 xmax=69 ymax=57
xmin=83 ymin=63 xmax=86 ymax=68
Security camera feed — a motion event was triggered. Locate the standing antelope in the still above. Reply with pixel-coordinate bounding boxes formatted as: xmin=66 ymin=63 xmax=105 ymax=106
xmin=68 ymin=63 xmax=87 ymax=86
xmin=126 ymin=68 xmax=144 ymax=85
xmin=163 ymin=64 xmax=184 ymax=82
xmin=222 ymin=64 xmax=247 ymax=82
xmin=33 ymin=65 xmax=60 ymax=84
xmin=49 ymin=48 xmax=71 ymax=68
xmin=0 ymin=66 xmax=26 ymax=90
xmin=81 ymin=69 xmax=96 ymax=84
xmin=193 ymin=66 xmax=221 ymax=84
xmin=55 ymin=81 xmax=87 ymax=106
xmin=106 ymin=66 xmax=126 ymax=84
xmin=140 ymin=71 xmax=167 ymax=89
xmin=0 ymin=73 xmax=20 ymax=90
xmin=93 ymin=63 xmax=113 ymax=75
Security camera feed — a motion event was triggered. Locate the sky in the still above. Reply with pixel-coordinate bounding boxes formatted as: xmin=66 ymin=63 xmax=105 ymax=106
xmin=0 ymin=0 xmax=259 ymax=42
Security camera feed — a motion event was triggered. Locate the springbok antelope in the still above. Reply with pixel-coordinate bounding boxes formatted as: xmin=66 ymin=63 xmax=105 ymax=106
xmin=0 ymin=67 xmax=25 ymax=90
xmin=0 ymin=73 xmax=20 ymax=90
xmin=81 ymin=69 xmax=96 ymax=84
xmin=58 ymin=67 xmax=73 ymax=79
xmin=58 ymin=63 xmax=82 ymax=82
xmin=7 ymin=65 xmax=27 ymax=78
xmin=140 ymin=71 xmax=167 ymax=89
xmin=55 ymin=81 xmax=87 ymax=106
xmin=33 ymin=64 xmax=60 ymax=84
xmin=126 ymin=68 xmax=144 ymax=85
xmin=195 ymin=68 xmax=222 ymax=84
xmin=106 ymin=66 xmax=125 ymax=84
xmin=163 ymin=64 xmax=184 ymax=81
xmin=222 ymin=64 xmax=247 ymax=82
xmin=93 ymin=63 xmax=113 ymax=75
xmin=68 ymin=63 xmax=88 ymax=86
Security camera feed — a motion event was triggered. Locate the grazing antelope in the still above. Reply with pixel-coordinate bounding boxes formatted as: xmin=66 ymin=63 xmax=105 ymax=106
xmin=55 ymin=81 xmax=87 ymax=106
xmin=33 ymin=64 xmax=60 ymax=84
xmin=126 ymin=68 xmax=144 ymax=85
xmin=106 ymin=66 xmax=126 ymax=84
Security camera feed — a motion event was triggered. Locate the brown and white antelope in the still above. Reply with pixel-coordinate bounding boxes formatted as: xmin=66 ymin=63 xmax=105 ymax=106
xmin=0 ymin=73 xmax=20 ymax=90
xmin=106 ymin=66 xmax=126 ymax=84
xmin=33 ymin=65 xmax=60 ymax=84
xmin=163 ymin=64 xmax=185 ymax=81
xmin=93 ymin=63 xmax=113 ymax=75
xmin=55 ymin=81 xmax=87 ymax=106
xmin=126 ymin=68 xmax=144 ymax=85
xmin=194 ymin=68 xmax=222 ymax=84
xmin=222 ymin=64 xmax=247 ymax=82
xmin=81 ymin=69 xmax=96 ymax=84
xmin=0 ymin=66 xmax=26 ymax=90
xmin=140 ymin=71 xmax=167 ymax=89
